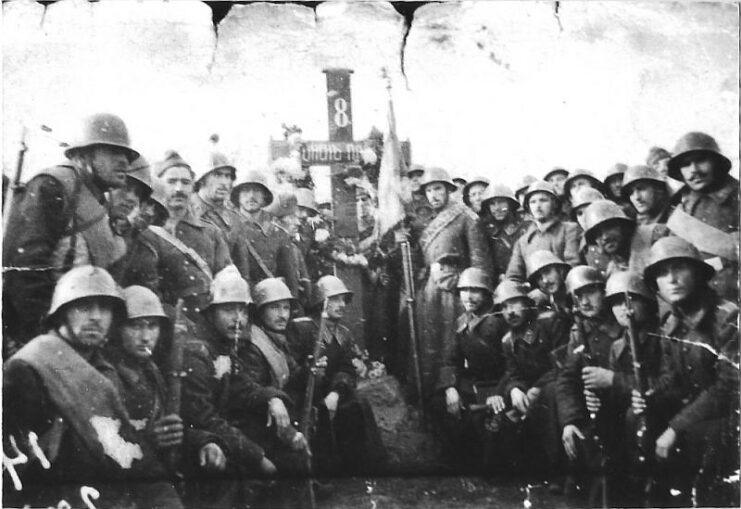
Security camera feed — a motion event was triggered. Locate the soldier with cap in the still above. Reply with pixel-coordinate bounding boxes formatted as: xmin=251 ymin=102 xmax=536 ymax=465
xmin=632 ymin=237 xmax=739 ymax=504
xmin=462 ymin=176 xmax=490 ymax=214
xmin=4 ymin=113 xmax=137 ymax=347
xmin=621 ymin=165 xmax=673 ymax=225
xmin=479 ymin=184 xmax=530 ymax=281
xmin=287 ymin=275 xmax=387 ymax=475
xmin=119 ymin=150 xmax=233 ymax=322
xmin=108 ymin=155 xmax=153 ymax=240
xmin=495 ymin=279 xmax=570 ymax=482
xmin=666 ymin=131 xmax=739 ymax=300
xmin=570 ymin=187 xmax=605 ymax=230
xmin=3 ymin=266 xmax=181 ymax=508
xmin=505 ymin=180 xmax=581 ymax=282
xmin=581 ymin=199 xmax=669 ymax=278
xmin=414 ymin=167 xmax=492 ymax=405
xmin=435 ymin=268 xmax=507 ymax=471
xmin=190 ymin=150 xmax=252 ymax=280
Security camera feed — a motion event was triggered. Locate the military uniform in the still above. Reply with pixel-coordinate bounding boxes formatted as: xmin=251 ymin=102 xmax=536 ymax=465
xmin=481 ymin=217 xmax=531 ymax=280
xmin=117 ymin=211 xmax=232 ymax=319
xmin=287 ymin=317 xmax=386 ymax=474
xmin=505 ymin=219 xmax=581 ymax=282
xmin=415 ymin=201 xmax=493 ymax=400
xmin=3 ymin=165 xmax=126 ymax=345
xmin=239 ymin=210 xmax=300 ymax=289
xmin=582 ymin=221 xmax=670 ymax=278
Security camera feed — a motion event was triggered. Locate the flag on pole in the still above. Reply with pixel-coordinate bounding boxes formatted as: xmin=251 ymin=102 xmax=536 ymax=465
xmin=374 ymin=73 xmax=409 ymax=241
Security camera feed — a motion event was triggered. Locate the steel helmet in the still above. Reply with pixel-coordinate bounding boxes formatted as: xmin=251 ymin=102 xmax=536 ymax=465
xmin=523 ymin=180 xmax=561 ymax=213
xmin=121 ymin=285 xmax=168 ymax=320
xmin=420 ymin=167 xmax=457 ymax=193
xmin=452 ymin=176 xmax=468 ymax=186
xmin=462 ymin=177 xmax=490 ymax=206
xmin=604 ymin=270 xmax=654 ymax=303
xmin=515 ymin=174 xmax=537 ymax=201
xmin=252 ymin=278 xmax=295 ymax=309
xmin=563 ymin=169 xmax=604 ymax=197
xmin=603 ymin=163 xmax=628 ymax=185
xmin=64 ymin=113 xmax=139 ymax=163
xmin=154 ymin=150 xmax=194 ymax=179
xmin=525 ymin=250 xmax=571 ymax=287
xmin=126 ymin=156 xmax=153 ymax=198
xmin=194 ymin=150 xmax=237 ymax=191
xmin=148 ymin=178 xmax=169 ymax=216
xmin=583 ymin=200 xmax=634 ymax=244
xmin=263 ymin=191 xmax=298 ymax=219
xmin=620 ymin=165 xmax=667 ymax=200
xmin=570 ymin=187 xmax=605 ymax=221
xmin=231 ymin=170 xmax=274 ymax=208
xmin=47 ymin=265 xmax=124 ymax=321
xmin=312 ymin=275 xmax=353 ymax=308
xmin=457 ymin=267 xmax=494 ymax=294
xmin=646 ymin=146 xmax=671 ymax=167
xmin=295 ymin=188 xmax=319 ymax=216
xmin=544 ymin=167 xmax=569 ymax=182
xmin=206 ymin=266 xmax=252 ymax=311
xmin=667 ymin=132 xmax=731 ymax=181
xmin=407 ymin=164 xmax=425 ymax=177
xmin=643 ymin=236 xmax=715 ymax=286
xmin=494 ymin=279 xmax=533 ymax=306
xmin=565 ymin=265 xmax=604 ymax=295
xmin=481 ymin=184 xmax=519 ymax=212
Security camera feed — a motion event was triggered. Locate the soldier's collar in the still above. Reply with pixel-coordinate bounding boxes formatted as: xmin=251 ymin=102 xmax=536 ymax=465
xmin=533 ymin=218 xmax=559 ymax=233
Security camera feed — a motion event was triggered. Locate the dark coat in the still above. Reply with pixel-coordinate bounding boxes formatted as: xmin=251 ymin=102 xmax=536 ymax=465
xmin=238 ymin=210 xmax=298 ymax=287
xmin=505 ymin=218 xmax=581 ymax=282
xmin=481 ymin=217 xmax=531 ymax=280
xmin=608 ymin=324 xmax=663 ymax=409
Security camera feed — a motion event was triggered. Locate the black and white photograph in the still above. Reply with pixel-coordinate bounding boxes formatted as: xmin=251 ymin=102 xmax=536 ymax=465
xmin=1 ymin=1 xmax=739 ymax=507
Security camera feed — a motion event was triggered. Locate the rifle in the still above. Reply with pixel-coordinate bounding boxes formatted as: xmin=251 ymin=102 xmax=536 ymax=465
xmin=299 ymin=300 xmax=328 ymax=509
xmin=165 ymin=298 xmax=187 ymax=472
xmin=395 ymin=228 xmax=425 ymax=425
xmin=3 ymin=126 xmax=27 ymax=239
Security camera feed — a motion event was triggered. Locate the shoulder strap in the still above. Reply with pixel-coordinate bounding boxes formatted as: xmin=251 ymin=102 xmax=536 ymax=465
xmin=148 ymin=225 xmax=213 ymax=280
xmin=243 ymin=234 xmax=275 ymax=279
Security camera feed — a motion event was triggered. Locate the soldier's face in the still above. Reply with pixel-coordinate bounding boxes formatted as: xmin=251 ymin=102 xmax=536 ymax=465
xmin=679 ymin=155 xmax=718 ymax=192
xmin=239 ymin=186 xmax=267 ymax=213
xmin=547 ymin=174 xmax=567 ymax=196
xmin=536 ymin=266 xmax=564 ymax=295
xmin=260 ymin=300 xmax=292 ymax=332
xmin=201 ymin=168 xmax=234 ymax=203
xmin=62 ymin=297 xmax=114 ymax=349
xmin=211 ymin=303 xmax=249 ymax=340
xmin=358 ymin=193 xmax=374 ymax=218
xmin=109 ymin=178 xmax=143 ymax=220
xmin=161 ymin=166 xmax=194 ymax=211
xmin=409 ymin=172 xmax=424 ymax=192
xmin=325 ymin=295 xmax=348 ymax=320
xmin=528 ymin=193 xmax=556 ymax=222
xmin=596 ymin=223 xmax=628 ymax=254
xmin=574 ymin=205 xmax=589 ymax=229
xmin=611 ymin=294 xmax=651 ymax=328
xmin=488 ymin=198 xmax=512 ymax=222
xmin=654 ymin=259 xmax=698 ymax=305
xmin=425 ymin=183 xmax=449 ymax=210
xmin=91 ymin=146 xmax=130 ymax=189
xmin=459 ymin=288 xmax=488 ymax=314
xmin=608 ymin=177 xmax=623 ymax=198
xmin=503 ymin=298 xmax=530 ymax=328
xmin=120 ymin=317 xmax=161 ymax=360
xmin=466 ymin=184 xmax=487 ymax=213
xmin=629 ymin=182 xmax=660 ymax=215
xmin=569 ymin=178 xmax=594 ymax=201
xmin=574 ymin=284 xmax=604 ymax=318
xmin=655 ymin=158 xmax=670 ymax=177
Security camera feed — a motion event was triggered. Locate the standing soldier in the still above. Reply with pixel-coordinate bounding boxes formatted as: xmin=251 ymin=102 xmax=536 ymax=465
xmin=108 ymin=155 xmax=153 ymax=242
xmin=3 ymin=266 xmax=181 ymax=508
xmin=621 ymin=165 xmax=673 ymax=225
xmin=435 ymin=268 xmax=507 ymax=472
xmin=514 ymin=174 xmax=537 ymax=221
xmin=190 ymin=150 xmax=251 ymax=280
xmin=462 ymin=176 xmax=490 ymax=214
xmin=563 ymin=169 xmax=604 ymax=208
xmin=120 ymin=150 xmax=232 ymax=321
xmin=570 ymin=187 xmax=605 ymax=230
xmin=480 ymin=184 xmax=529 ymax=282
xmin=4 ymin=113 xmax=137 ymax=347
xmin=505 ymin=180 xmax=581 ymax=282
xmin=295 ymin=187 xmax=320 ymax=259
xmin=415 ymin=167 xmax=492 ymax=406
xmin=666 ymin=131 xmax=739 ymax=300
xmin=633 ymin=237 xmax=739 ymax=505
xmin=602 ymin=163 xmax=632 ymax=217
xmin=406 ymin=164 xmax=433 ymax=232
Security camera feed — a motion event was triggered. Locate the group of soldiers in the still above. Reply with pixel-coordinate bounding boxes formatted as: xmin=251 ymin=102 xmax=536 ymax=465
xmin=1 ymin=112 xmax=739 ymax=508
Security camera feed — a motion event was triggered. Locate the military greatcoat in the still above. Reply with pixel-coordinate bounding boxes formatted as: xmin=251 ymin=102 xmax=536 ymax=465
xmin=505 ymin=218 xmax=581 ymax=282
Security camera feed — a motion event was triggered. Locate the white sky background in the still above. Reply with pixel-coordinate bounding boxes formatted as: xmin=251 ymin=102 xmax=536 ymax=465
xmin=2 ymin=0 xmax=739 ymax=203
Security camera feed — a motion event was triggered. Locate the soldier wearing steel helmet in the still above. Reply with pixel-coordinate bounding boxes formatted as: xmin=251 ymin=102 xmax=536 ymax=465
xmin=108 ymin=155 xmax=154 ymax=240
xmin=3 ymin=266 xmax=181 ymax=508
xmin=505 ymin=180 xmax=581 ymax=282
xmin=434 ymin=268 xmax=507 ymax=472
xmin=602 ymin=163 xmax=634 ymax=218
xmin=666 ymin=131 xmax=739 ymax=300
xmin=621 ymin=165 xmax=673 ymax=226
xmin=286 ymin=275 xmax=387 ymax=475
xmin=525 ymin=250 xmax=572 ymax=318
xmin=631 ymin=237 xmax=739 ymax=505
xmin=3 ymin=113 xmax=137 ymax=348
xmin=479 ymin=184 xmax=531 ymax=281
xmin=570 ymin=187 xmax=605 ymax=230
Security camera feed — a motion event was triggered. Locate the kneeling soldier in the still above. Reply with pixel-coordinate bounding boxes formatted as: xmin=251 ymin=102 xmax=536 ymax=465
xmin=435 ymin=268 xmax=507 ymax=472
